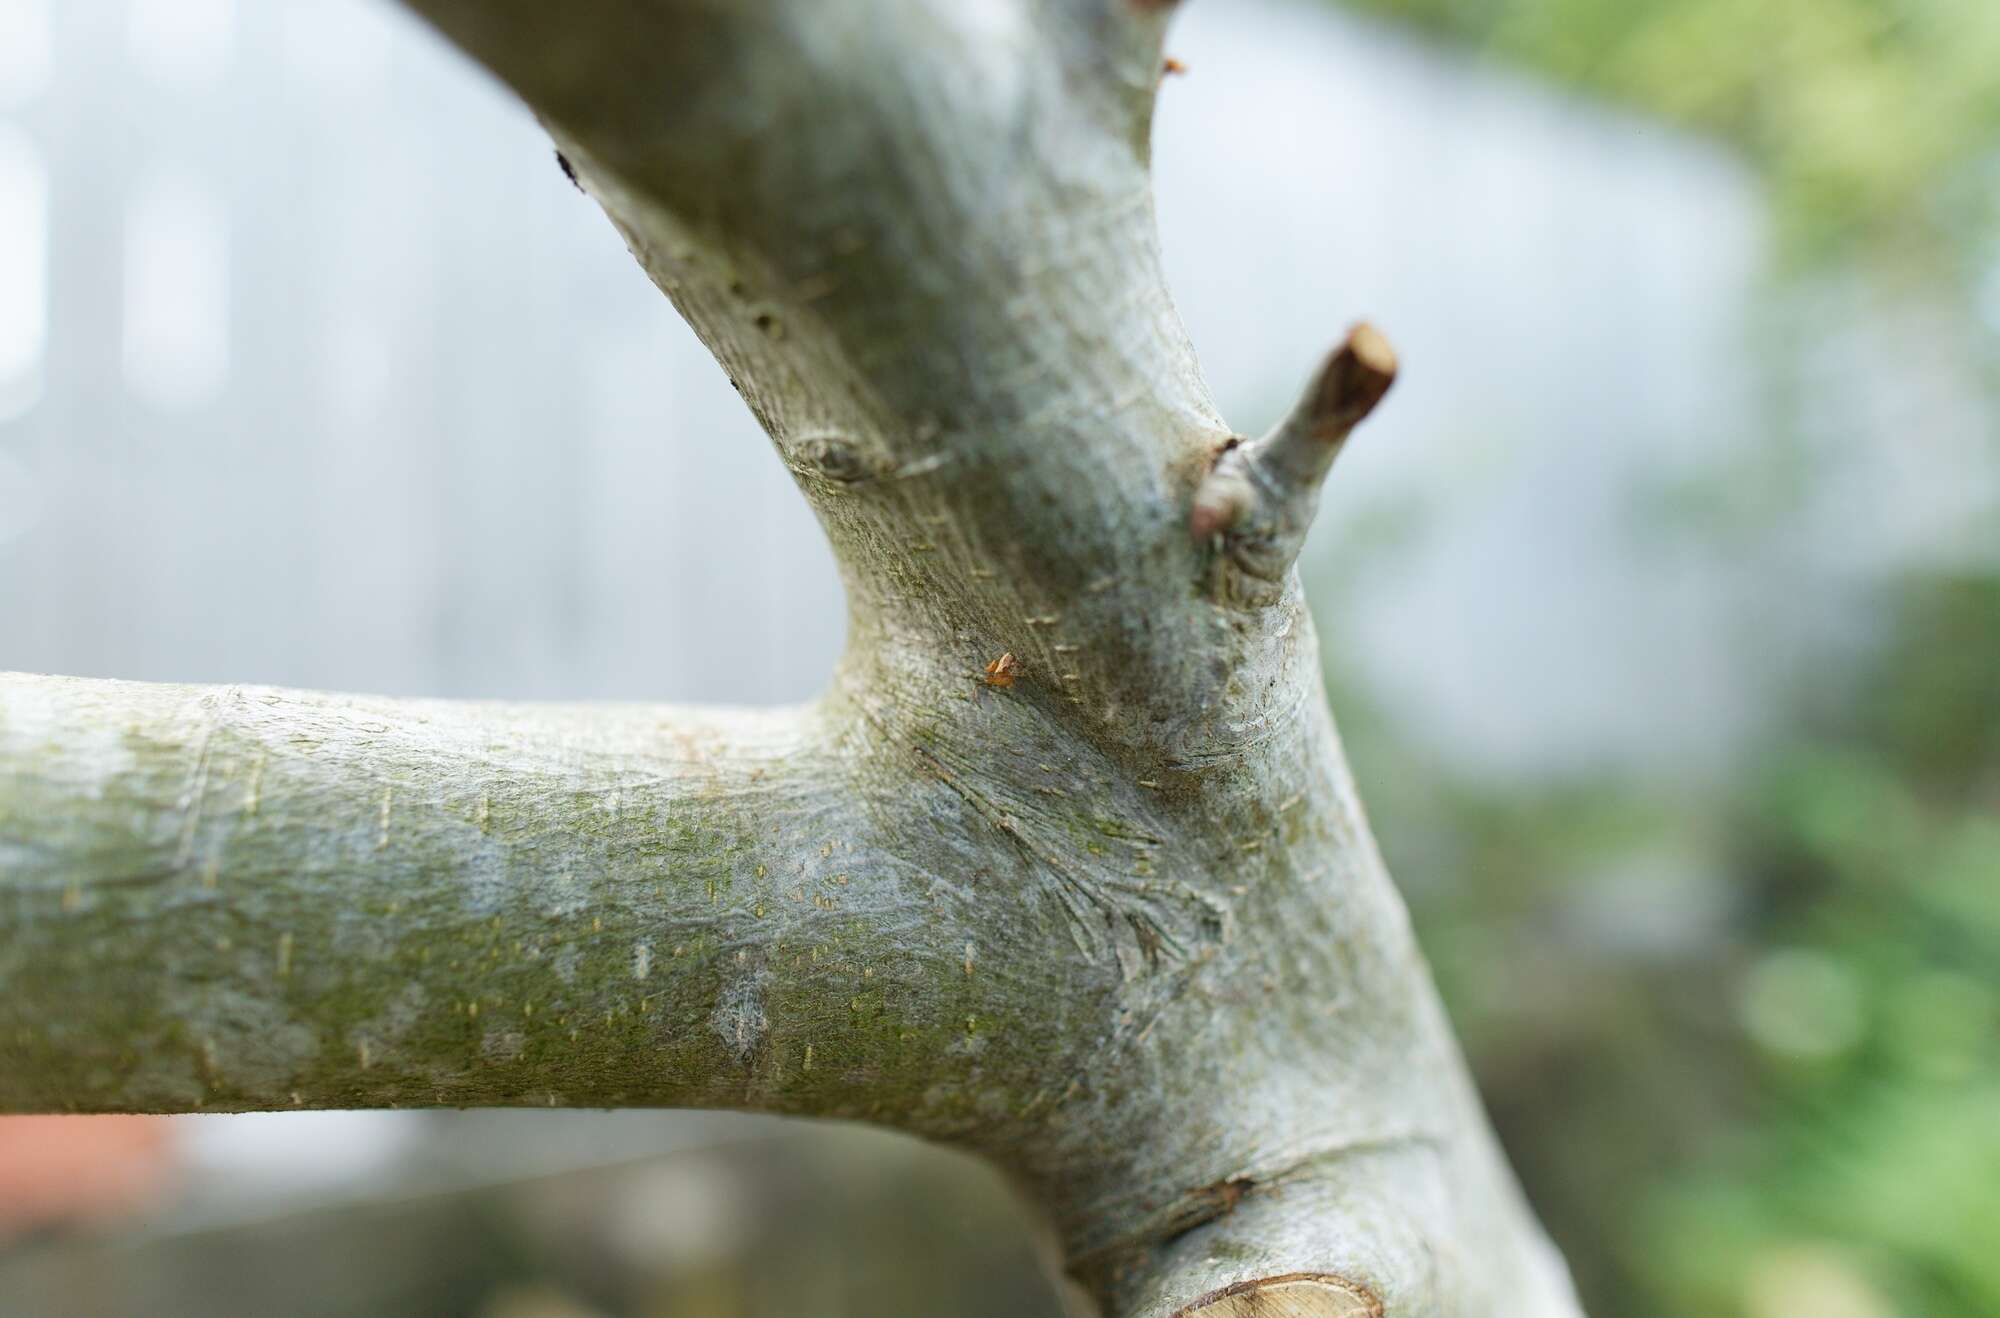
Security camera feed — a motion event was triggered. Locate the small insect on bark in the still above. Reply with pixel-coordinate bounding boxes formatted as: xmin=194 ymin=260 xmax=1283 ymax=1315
xmin=983 ymin=653 xmax=1021 ymax=688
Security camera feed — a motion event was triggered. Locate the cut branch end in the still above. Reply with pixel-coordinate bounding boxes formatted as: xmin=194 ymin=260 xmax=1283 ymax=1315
xmin=1236 ymin=320 xmax=1400 ymax=495
xmin=1188 ymin=322 xmax=1399 ymax=599
xmin=1174 ymin=1274 xmax=1382 ymax=1317
xmin=1299 ymin=322 xmax=1397 ymax=447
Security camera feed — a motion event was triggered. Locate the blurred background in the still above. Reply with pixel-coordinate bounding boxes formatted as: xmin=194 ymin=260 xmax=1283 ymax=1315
xmin=0 ymin=0 xmax=1994 ymax=1314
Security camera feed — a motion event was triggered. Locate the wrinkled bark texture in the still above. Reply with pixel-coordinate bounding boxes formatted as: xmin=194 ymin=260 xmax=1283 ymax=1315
xmin=0 ymin=2 xmax=1583 ymax=1315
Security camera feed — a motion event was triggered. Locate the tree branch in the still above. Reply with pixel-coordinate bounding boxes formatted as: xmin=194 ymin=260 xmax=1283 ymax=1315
xmin=0 ymin=670 xmax=1225 ymax=1133
xmin=398 ymin=0 xmax=1257 ymax=758
xmin=1191 ymin=324 xmax=1398 ymax=606
xmin=0 ymin=674 xmax=869 ymax=1111
xmin=1 ymin=2 xmax=1586 ymax=1313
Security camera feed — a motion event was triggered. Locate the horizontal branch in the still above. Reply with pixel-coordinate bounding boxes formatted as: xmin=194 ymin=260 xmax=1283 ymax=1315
xmin=0 ymin=669 xmax=1260 ymax=1211
xmin=0 ymin=674 xmax=874 ymax=1111
xmin=1 ymin=673 xmax=1175 ymax=1128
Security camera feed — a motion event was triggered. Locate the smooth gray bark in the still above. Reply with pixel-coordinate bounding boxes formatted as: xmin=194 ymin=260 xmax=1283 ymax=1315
xmin=0 ymin=2 xmax=1583 ymax=1314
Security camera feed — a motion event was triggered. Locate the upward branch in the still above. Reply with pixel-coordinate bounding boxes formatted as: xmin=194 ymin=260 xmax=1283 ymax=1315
xmin=1191 ymin=324 xmax=1399 ymax=606
xmin=403 ymin=0 xmax=1266 ymax=760
xmin=0 ymin=3 xmax=1584 ymax=1315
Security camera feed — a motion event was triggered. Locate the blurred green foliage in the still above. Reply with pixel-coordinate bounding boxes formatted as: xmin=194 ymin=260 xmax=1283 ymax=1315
xmin=1646 ymin=574 xmax=2000 ymax=1318
xmin=1317 ymin=5 xmax=1998 ymax=1314
xmin=1335 ymin=0 xmax=2000 ymax=262
xmin=1337 ymin=572 xmax=2000 ymax=1318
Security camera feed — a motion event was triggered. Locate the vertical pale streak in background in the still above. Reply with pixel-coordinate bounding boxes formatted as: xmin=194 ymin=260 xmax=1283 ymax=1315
xmin=122 ymin=168 xmax=231 ymax=413
xmin=128 ymin=0 xmax=235 ymax=92
xmin=0 ymin=446 xmax=42 ymax=549
xmin=1981 ymin=256 xmax=2000 ymax=336
xmin=0 ymin=124 xmax=47 ymax=423
xmin=0 ymin=0 xmax=51 ymax=107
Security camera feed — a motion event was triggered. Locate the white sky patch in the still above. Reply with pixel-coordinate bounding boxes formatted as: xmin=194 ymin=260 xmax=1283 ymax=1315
xmin=0 ymin=0 xmax=51 ymax=107
xmin=0 ymin=448 xmax=41 ymax=549
xmin=0 ymin=122 xmax=46 ymax=422
xmin=123 ymin=164 xmax=230 ymax=413
xmin=282 ymin=0 xmax=394 ymax=102
xmin=175 ymin=1110 xmax=423 ymax=1202
xmin=128 ymin=0 xmax=236 ymax=93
